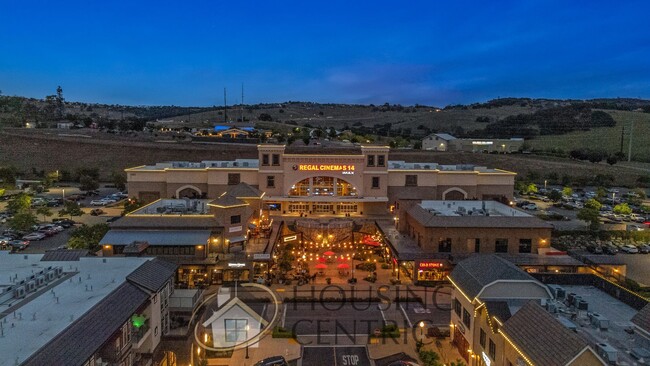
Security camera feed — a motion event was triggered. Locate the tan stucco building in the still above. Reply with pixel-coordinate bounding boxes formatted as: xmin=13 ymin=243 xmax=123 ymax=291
xmin=126 ymin=145 xmax=515 ymax=216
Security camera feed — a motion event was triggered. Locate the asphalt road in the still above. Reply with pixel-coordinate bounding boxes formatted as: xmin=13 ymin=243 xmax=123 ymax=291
xmin=284 ymin=302 xmax=388 ymax=337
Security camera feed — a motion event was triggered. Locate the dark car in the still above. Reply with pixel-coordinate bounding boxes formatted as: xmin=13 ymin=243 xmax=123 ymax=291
xmin=47 ymin=198 xmax=64 ymax=207
xmin=90 ymin=208 xmax=104 ymax=216
xmin=52 ymin=218 xmax=76 ymax=228
xmin=603 ymin=245 xmax=619 ymax=255
xmin=639 ymin=244 xmax=650 ymax=254
xmin=9 ymin=239 xmax=30 ymax=250
xmin=253 ymin=356 xmax=288 ymax=366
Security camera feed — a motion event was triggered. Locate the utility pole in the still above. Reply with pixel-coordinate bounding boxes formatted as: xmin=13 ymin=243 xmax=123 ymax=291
xmin=628 ymin=119 xmax=634 ymax=162
xmin=224 ymin=88 xmax=228 ymax=123
xmin=241 ymin=83 xmax=244 ymax=123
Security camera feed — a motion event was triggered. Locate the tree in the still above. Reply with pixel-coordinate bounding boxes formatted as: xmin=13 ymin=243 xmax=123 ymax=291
xmin=547 ymin=190 xmax=562 ymax=202
xmin=36 ymin=206 xmax=52 ymax=222
xmin=0 ymin=188 xmax=5 ymax=197
xmin=55 ymin=86 xmax=65 ymax=120
xmin=577 ymin=208 xmax=600 ymax=231
xmin=633 ymin=188 xmax=647 ymax=199
xmin=562 ymin=187 xmax=573 ymax=197
xmin=110 ymin=171 xmax=127 ymax=191
xmin=67 ymin=223 xmax=109 ymax=252
xmin=8 ymin=193 xmax=31 ymax=213
xmin=524 ymin=183 xmax=538 ymax=195
xmin=258 ymin=113 xmax=273 ymax=121
xmin=60 ymin=201 xmax=83 ymax=218
xmin=302 ymin=136 xmax=310 ymax=145
xmin=584 ymin=198 xmax=602 ymax=211
xmin=613 ymin=203 xmax=632 ymax=215
xmin=122 ymin=198 xmax=144 ymax=215
xmin=79 ymin=175 xmax=99 ymax=192
xmin=9 ymin=212 xmax=38 ymax=232
xmin=596 ymin=187 xmax=607 ymax=199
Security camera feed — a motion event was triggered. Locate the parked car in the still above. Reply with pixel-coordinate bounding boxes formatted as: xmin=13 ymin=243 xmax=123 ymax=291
xmin=603 ymin=245 xmax=619 ymax=255
xmin=522 ymin=203 xmax=538 ymax=210
xmin=0 ymin=237 xmax=11 ymax=245
xmin=37 ymin=228 xmax=57 ymax=237
xmin=638 ymin=244 xmax=650 ymax=254
xmin=52 ymin=218 xmax=75 ymax=228
xmin=90 ymin=199 xmax=108 ymax=206
xmin=9 ymin=239 xmax=30 ymax=250
xmin=90 ymin=208 xmax=104 ymax=216
xmin=621 ymin=244 xmax=639 ymax=254
xmin=22 ymin=232 xmax=46 ymax=241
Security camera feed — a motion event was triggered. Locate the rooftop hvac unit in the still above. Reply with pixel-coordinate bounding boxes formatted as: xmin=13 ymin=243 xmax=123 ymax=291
xmin=591 ymin=313 xmax=610 ymax=330
xmin=14 ymin=286 xmax=26 ymax=299
xmin=46 ymin=270 xmax=56 ymax=281
xmin=556 ymin=288 xmax=566 ymax=300
xmin=546 ymin=302 xmax=558 ymax=313
xmin=26 ymin=281 xmax=36 ymax=293
xmin=572 ymin=296 xmax=582 ymax=307
xmin=577 ymin=300 xmax=589 ymax=311
xmin=36 ymin=275 xmax=45 ymax=287
xmin=55 ymin=267 xmax=63 ymax=276
xmin=567 ymin=293 xmax=576 ymax=305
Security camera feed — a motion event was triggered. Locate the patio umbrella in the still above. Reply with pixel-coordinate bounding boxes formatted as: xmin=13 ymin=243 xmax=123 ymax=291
xmin=317 ymin=257 xmax=327 ymax=263
xmin=337 ymin=263 xmax=350 ymax=269
xmin=315 ymin=263 xmax=328 ymax=269
xmin=323 ymin=251 xmax=335 ymax=256
xmin=361 ymin=241 xmax=380 ymax=247
xmin=337 ymin=256 xmax=348 ymax=262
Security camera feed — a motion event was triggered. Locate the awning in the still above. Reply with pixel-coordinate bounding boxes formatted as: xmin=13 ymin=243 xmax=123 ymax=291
xmin=100 ymin=230 xmax=211 ymax=246
xmin=228 ymin=235 xmax=247 ymax=244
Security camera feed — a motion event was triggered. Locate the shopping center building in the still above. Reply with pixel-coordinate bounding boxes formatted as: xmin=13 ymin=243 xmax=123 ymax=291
xmin=126 ymin=144 xmax=516 ymax=216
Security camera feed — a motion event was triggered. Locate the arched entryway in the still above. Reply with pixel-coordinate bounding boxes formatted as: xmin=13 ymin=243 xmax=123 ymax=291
xmin=442 ymin=187 xmax=468 ymax=200
xmin=175 ymin=185 xmax=202 ymax=199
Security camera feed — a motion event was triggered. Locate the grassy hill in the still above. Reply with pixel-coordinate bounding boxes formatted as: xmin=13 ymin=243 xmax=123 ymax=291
xmin=528 ymin=110 xmax=650 ymax=162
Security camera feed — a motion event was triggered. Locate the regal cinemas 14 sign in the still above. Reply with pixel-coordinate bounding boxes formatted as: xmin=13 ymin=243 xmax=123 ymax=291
xmin=294 ymin=164 xmax=355 ymax=172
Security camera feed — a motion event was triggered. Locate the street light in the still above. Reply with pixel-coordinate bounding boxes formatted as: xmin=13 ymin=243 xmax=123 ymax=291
xmin=419 ymin=321 xmax=425 ymax=342
xmin=245 ymin=325 xmax=250 ymax=359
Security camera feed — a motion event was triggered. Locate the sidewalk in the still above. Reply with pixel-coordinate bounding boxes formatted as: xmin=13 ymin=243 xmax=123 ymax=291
xmin=226 ymin=336 xmax=301 ymax=366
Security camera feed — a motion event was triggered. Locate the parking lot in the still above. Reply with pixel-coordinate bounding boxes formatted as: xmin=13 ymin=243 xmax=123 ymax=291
xmin=0 ymin=184 xmax=125 ymax=253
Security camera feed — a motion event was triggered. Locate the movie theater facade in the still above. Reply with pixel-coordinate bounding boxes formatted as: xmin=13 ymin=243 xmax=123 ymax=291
xmin=126 ymin=145 xmax=515 ymax=216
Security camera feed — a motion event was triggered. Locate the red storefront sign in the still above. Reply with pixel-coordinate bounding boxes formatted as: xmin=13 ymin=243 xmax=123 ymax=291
xmin=418 ymin=261 xmax=444 ymax=270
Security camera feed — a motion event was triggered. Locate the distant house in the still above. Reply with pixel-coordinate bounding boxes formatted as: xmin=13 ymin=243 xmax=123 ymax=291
xmin=422 ymin=133 xmax=456 ymax=151
xmin=57 ymin=122 xmax=74 ymax=129
xmin=422 ymin=133 xmax=524 ymax=153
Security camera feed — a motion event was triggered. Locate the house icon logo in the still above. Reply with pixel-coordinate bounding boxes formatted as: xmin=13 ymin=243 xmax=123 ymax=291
xmin=194 ymin=283 xmax=280 ymax=353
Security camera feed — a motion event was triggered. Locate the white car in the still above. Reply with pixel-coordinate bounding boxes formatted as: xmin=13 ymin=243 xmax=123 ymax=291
xmin=621 ymin=245 xmax=639 ymax=254
xmin=90 ymin=200 xmax=108 ymax=206
xmin=22 ymin=232 xmax=46 ymax=241
xmin=523 ymin=204 xmax=538 ymax=210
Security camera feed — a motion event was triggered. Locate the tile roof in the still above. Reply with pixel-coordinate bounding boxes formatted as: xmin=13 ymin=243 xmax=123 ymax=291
xmin=111 ymin=215 xmax=222 ymax=229
xmin=100 ymin=230 xmax=211 ymax=247
xmin=126 ymin=258 xmax=177 ymax=292
xmin=501 ymin=301 xmax=593 ymax=366
xmin=484 ymin=301 xmax=512 ymax=328
xmin=209 ymin=193 xmax=246 ymax=207
xmin=40 ymin=249 xmax=89 ymax=261
xmin=22 ymin=282 xmax=149 ymax=366
xmin=407 ymin=205 xmax=553 ymax=229
xmin=632 ymin=303 xmax=650 ymax=334
xmin=449 ymin=255 xmax=536 ymax=300
xmin=224 ymin=182 xmax=263 ymax=198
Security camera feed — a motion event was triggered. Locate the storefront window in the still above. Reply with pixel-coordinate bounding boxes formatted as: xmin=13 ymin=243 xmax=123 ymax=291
xmin=438 ymin=238 xmax=452 ymax=252
xmin=519 ymin=239 xmax=532 ymax=253
xmin=289 ymin=177 xmax=357 ymax=197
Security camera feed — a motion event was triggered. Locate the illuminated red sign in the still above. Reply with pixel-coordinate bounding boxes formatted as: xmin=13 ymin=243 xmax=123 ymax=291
xmin=418 ymin=261 xmax=444 ymax=269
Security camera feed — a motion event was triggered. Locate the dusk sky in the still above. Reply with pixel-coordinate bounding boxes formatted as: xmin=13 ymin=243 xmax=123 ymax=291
xmin=1 ymin=1 xmax=649 ymax=106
